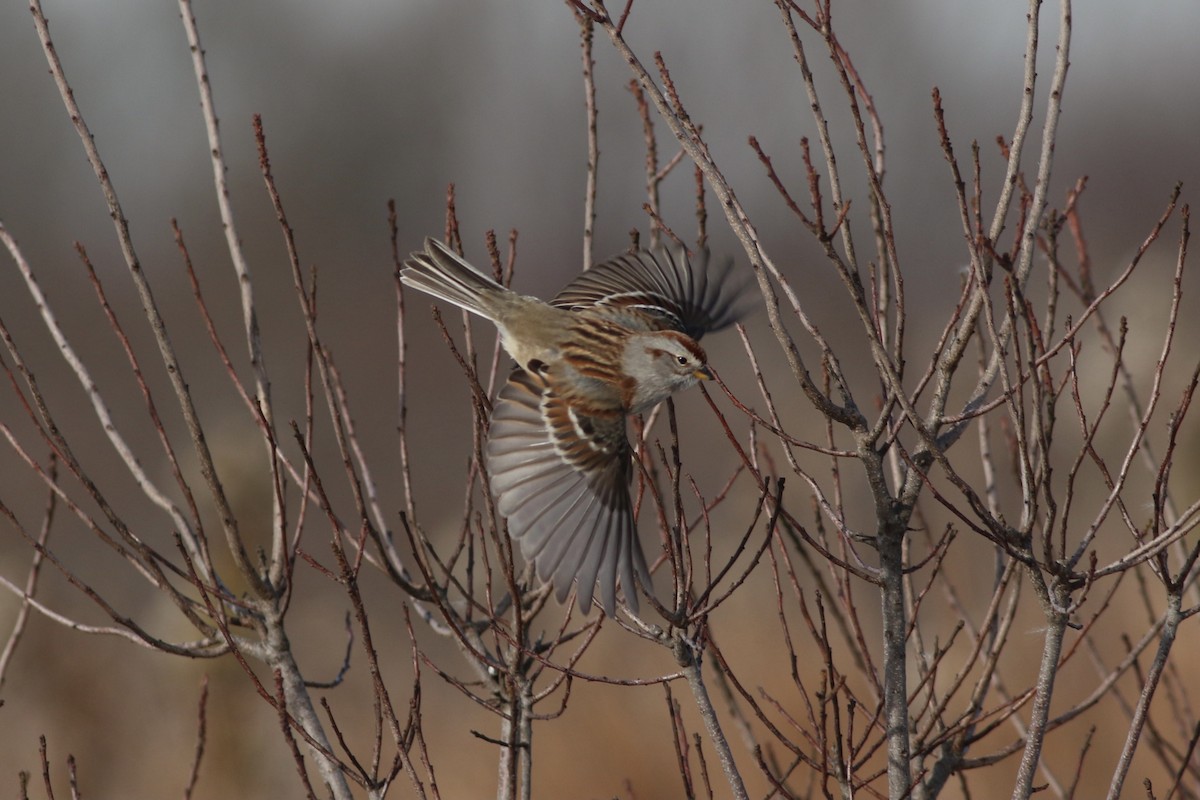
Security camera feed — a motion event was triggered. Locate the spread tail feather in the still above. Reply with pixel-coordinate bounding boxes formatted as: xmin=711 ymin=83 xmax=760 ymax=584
xmin=400 ymin=237 xmax=506 ymax=320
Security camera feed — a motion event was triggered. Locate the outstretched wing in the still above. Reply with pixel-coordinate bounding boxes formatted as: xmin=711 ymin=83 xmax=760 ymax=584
xmin=486 ymin=368 xmax=651 ymax=615
xmin=551 ymin=246 xmax=748 ymax=339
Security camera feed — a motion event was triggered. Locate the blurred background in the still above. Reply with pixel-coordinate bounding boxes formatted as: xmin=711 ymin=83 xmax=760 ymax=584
xmin=1 ymin=0 xmax=1199 ymax=797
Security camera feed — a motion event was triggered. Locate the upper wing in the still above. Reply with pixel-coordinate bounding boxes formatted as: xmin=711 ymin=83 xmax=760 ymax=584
xmin=551 ymin=246 xmax=749 ymax=339
xmin=486 ymin=368 xmax=650 ymax=615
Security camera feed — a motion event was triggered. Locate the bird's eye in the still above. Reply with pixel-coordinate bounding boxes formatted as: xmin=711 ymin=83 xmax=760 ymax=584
xmin=677 ymin=355 xmax=689 ymax=366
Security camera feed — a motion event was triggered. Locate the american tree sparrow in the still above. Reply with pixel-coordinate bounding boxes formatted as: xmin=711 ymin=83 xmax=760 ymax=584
xmin=402 ymin=237 xmax=746 ymax=615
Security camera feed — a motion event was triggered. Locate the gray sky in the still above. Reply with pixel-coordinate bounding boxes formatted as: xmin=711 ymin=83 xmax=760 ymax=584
xmin=2 ymin=1 xmax=1197 ymax=289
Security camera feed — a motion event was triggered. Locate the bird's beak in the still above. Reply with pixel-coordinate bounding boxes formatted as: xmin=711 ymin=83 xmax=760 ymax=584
xmin=694 ymin=366 xmax=713 ymax=381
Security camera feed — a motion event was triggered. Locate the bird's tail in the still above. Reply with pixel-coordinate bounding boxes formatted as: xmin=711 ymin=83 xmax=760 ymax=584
xmin=400 ymin=237 xmax=507 ymax=320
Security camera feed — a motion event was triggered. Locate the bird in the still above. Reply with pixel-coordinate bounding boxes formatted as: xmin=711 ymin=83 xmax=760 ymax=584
xmin=401 ymin=236 xmax=747 ymax=616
